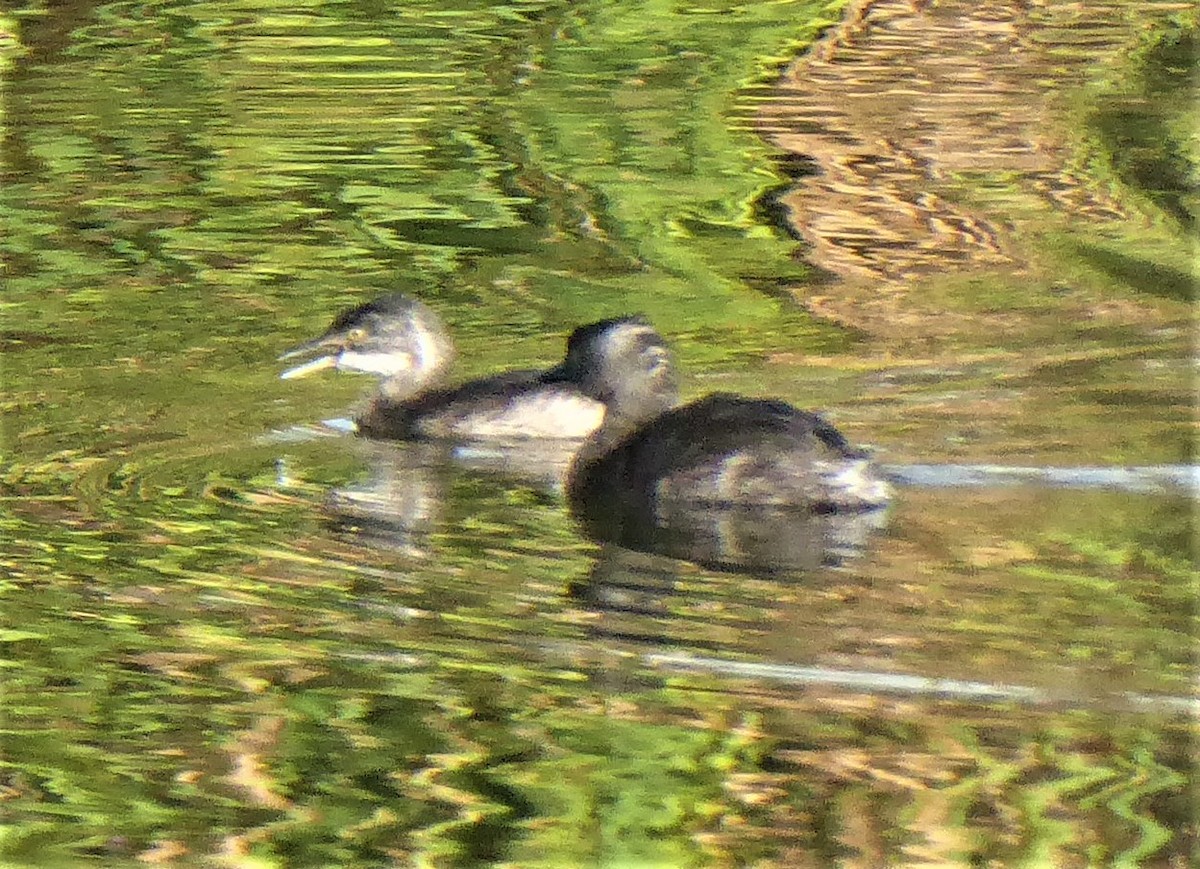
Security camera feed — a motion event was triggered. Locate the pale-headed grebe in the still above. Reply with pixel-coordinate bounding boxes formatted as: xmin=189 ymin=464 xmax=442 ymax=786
xmin=565 ymin=317 xmax=891 ymax=514
xmin=281 ymin=294 xmax=678 ymax=442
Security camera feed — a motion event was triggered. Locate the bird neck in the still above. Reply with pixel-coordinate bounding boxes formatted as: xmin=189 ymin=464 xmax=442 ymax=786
xmin=376 ymin=338 xmax=455 ymax=401
xmin=575 ymin=391 xmax=670 ymax=467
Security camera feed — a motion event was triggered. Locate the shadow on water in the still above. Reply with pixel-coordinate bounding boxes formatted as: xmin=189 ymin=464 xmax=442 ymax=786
xmin=1081 ymin=19 xmax=1198 ymax=235
xmin=1068 ymin=241 xmax=1198 ymax=303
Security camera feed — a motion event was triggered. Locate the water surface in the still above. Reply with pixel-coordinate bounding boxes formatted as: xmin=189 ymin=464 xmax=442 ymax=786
xmin=2 ymin=1 xmax=1195 ymax=865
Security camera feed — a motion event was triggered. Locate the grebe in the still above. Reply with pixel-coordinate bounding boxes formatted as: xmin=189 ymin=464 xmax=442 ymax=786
xmin=565 ymin=317 xmax=891 ymax=515
xmin=281 ymin=295 xmax=677 ymax=443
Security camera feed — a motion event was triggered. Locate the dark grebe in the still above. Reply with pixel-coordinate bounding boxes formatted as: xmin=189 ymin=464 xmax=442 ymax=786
xmin=566 ymin=318 xmax=891 ymax=515
xmin=281 ymin=295 xmax=676 ymax=443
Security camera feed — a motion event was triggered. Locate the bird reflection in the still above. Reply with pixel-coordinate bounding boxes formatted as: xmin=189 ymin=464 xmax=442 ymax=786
xmin=323 ymin=433 xmax=888 ymax=574
xmin=322 ymin=441 xmax=447 ymax=557
xmin=320 ymin=437 xmax=579 ymax=556
xmin=566 ymin=498 xmax=889 ymax=652
xmin=563 ymin=529 xmax=882 ymax=662
xmin=573 ymin=497 xmax=889 ymax=576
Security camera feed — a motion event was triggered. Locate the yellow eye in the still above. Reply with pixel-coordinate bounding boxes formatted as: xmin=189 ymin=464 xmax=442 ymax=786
xmin=346 ymin=327 xmax=368 ymax=345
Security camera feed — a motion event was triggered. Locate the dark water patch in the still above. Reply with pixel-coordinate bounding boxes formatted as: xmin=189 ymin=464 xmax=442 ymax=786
xmin=750 ymin=152 xmax=822 ymax=243
xmin=1068 ymin=240 xmax=1197 ymax=303
xmin=1081 ymin=14 xmax=1199 ymax=233
xmin=0 ymin=329 xmax=70 ymax=350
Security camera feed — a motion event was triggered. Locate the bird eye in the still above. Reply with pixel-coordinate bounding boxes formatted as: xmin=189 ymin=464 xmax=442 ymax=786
xmin=645 ymin=347 xmax=669 ymax=372
xmin=346 ymin=327 xmax=368 ymax=345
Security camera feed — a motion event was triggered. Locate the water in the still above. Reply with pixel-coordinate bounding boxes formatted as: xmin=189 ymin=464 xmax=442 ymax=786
xmin=3 ymin=1 xmax=1196 ymax=866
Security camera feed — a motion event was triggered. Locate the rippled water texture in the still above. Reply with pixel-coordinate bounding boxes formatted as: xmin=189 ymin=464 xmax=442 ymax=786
xmin=2 ymin=1 xmax=1196 ymax=865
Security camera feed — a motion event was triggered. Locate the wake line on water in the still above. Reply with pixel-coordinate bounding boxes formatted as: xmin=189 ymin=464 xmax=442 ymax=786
xmin=646 ymin=652 xmax=1200 ymax=716
xmin=882 ymin=464 xmax=1197 ymax=494
xmin=263 ymin=422 xmax=1197 ymax=495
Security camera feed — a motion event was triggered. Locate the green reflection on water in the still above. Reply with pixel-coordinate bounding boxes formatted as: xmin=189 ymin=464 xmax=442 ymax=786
xmin=2 ymin=0 xmax=1197 ymax=866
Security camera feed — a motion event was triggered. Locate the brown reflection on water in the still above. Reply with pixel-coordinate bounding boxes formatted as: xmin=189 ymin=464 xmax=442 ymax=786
xmin=757 ymin=0 xmax=1189 ymax=329
xmin=648 ymin=684 xmax=1193 ymax=868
